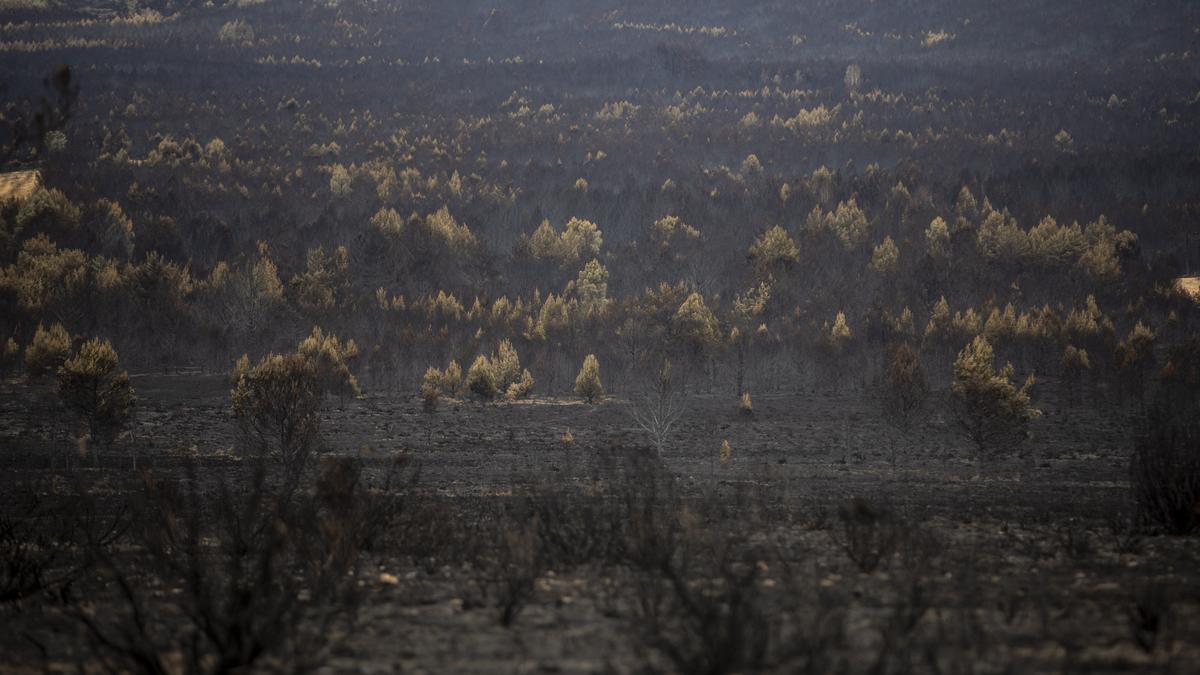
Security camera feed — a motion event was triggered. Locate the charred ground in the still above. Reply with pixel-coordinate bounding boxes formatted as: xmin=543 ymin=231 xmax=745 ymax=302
xmin=2 ymin=1 xmax=1200 ymax=673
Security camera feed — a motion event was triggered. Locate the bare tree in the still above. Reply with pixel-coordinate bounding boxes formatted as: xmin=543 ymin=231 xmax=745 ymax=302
xmin=628 ymin=360 xmax=687 ymax=454
xmin=844 ymin=63 xmax=862 ymax=93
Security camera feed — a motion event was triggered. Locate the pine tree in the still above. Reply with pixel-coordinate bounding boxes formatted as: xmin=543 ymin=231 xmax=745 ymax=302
xmin=298 ymin=326 xmax=361 ymax=401
xmin=231 ymin=351 xmax=321 ymax=470
xmin=58 ymin=338 xmax=134 ymax=447
xmin=925 ymin=217 xmax=950 ymax=258
xmin=442 ymin=359 xmax=463 ymax=397
xmin=576 ymin=258 xmax=609 ymax=314
xmin=421 ymin=366 xmax=443 ymax=410
xmin=869 ymin=236 xmax=900 ymax=274
xmin=951 ymin=336 xmax=1039 ymax=460
xmin=1116 ymin=322 xmax=1156 ymax=405
xmin=25 ymin=323 xmax=71 ymax=379
xmin=739 ymin=391 xmax=753 ymax=416
xmin=506 ymin=368 xmax=535 ymax=401
xmin=881 ymin=343 xmax=927 ymax=435
xmin=826 ymin=312 xmax=852 ymax=353
xmin=467 ymin=355 xmax=497 ymax=400
xmin=490 ymin=340 xmax=522 ymax=392
xmin=1061 ymin=345 xmax=1090 ymax=406
xmin=672 ymin=292 xmax=721 ymax=366
xmin=924 ymin=296 xmax=952 ymax=341
xmin=574 ymin=354 xmax=603 ymax=403
xmin=748 ymin=225 xmax=799 ymax=276
xmin=560 ymin=217 xmax=603 ymax=263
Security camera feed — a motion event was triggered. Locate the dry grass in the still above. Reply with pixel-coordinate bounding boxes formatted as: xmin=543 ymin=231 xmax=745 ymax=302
xmin=0 ymin=170 xmax=41 ymax=204
xmin=1175 ymin=276 xmax=1200 ymax=301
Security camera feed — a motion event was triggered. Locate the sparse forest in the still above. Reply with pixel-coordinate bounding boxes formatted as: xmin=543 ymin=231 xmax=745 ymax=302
xmin=2 ymin=0 xmax=1200 ymax=672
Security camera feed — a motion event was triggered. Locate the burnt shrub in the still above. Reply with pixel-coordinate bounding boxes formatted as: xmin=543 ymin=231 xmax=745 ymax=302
xmin=630 ymin=524 xmax=770 ymax=675
xmin=830 ymin=498 xmax=903 ymax=573
xmin=528 ymin=490 xmax=627 ymax=568
xmin=1131 ymin=340 xmax=1200 ymax=535
xmin=492 ymin=517 xmax=542 ymax=627
xmin=70 ymin=454 xmax=398 ymax=674
xmin=1131 ymin=413 xmax=1200 ymax=535
xmin=1 ymin=482 xmax=123 ymax=605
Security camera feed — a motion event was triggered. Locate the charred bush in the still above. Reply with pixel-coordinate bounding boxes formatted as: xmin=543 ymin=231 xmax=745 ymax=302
xmin=0 ymin=483 xmax=123 ymax=605
xmin=69 ymin=454 xmax=397 ymax=674
xmin=1131 ymin=407 xmax=1200 ymax=535
xmin=1131 ymin=424 xmax=1200 ymax=536
xmin=1132 ymin=341 xmax=1200 ymax=535
xmin=528 ymin=490 xmax=627 ymax=569
xmin=492 ymin=516 xmax=542 ymax=627
xmin=1128 ymin=583 xmax=1170 ymax=654
xmin=632 ymin=535 xmax=770 ymax=675
xmin=831 ymin=498 xmax=903 ymax=573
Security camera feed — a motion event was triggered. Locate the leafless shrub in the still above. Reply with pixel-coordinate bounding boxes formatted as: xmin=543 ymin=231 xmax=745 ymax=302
xmin=613 ymin=450 xmax=783 ymax=674
xmin=391 ymin=495 xmax=480 ymax=574
xmin=1054 ymin=518 xmax=1094 ymax=561
xmin=1103 ymin=507 xmax=1145 ymax=555
xmin=627 ymin=360 xmax=687 ymax=454
xmin=772 ymin=589 xmax=848 ymax=675
xmin=893 ymin=520 xmax=943 ymax=573
xmin=869 ymin=574 xmax=934 ymax=675
xmin=1128 ymin=583 xmax=1170 ymax=653
xmin=69 ymin=453 xmax=398 ymax=674
xmin=632 ymin=539 xmax=770 ymax=675
xmin=492 ymin=517 xmax=542 ymax=627
xmin=618 ymin=453 xmax=685 ymax=575
xmin=1131 ymin=407 xmax=1200 ymax=535
xmin=996 ymin=586 xmax=1029 ymax=627
xmin=627 ymin=491 xmax=852 ymax=675
xmin=830 ymin=498 xmax=903 ymax=573
xmin=0 ymin=483 xmax=123 ymax=604
xmin=527 ymin=491 xmax=626 ymax=568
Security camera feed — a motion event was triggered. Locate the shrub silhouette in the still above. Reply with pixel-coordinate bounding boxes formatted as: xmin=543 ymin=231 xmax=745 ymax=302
xmin=0 ymin=337 xmax=18 ymax=379
xmin=1062 ymin=345 xmax=1091 ymax=405
xmin=1131 ymin=342 xmax=1200 ymax=534
xmin=72 ymin=455 xmax=393 ymax=674
xmin=1131 ymin=410 xmax=1200 ymax=535
xmin=833 ymin=498 xmax=902 ymax=573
